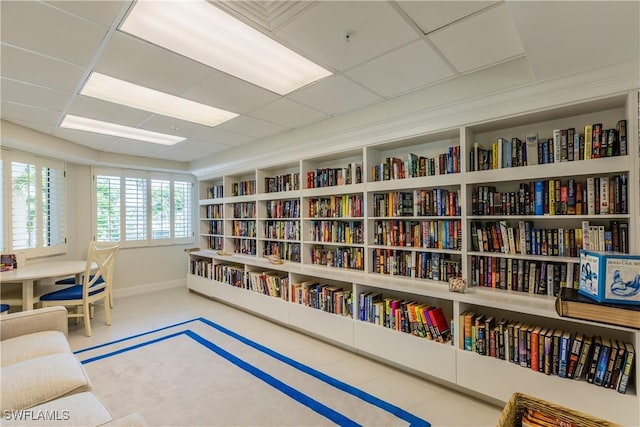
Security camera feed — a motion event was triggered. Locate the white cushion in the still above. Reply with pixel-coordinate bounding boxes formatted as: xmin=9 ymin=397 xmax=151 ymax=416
xmin=1 ymin=353 xmax=92 ymax=412
xmin=1 ymin=331 xmax=71 ymax=367
xmin=1 ymin=392 xmax=112 ymax=426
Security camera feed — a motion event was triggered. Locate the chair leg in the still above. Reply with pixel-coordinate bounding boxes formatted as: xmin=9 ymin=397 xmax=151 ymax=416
xmin=105 ymin=296 xmax=112 ymax=326
xmin=83 ymin=301 xmax=92 ymax=337
xmin=109 ymin=291 xmax=114 ymax=308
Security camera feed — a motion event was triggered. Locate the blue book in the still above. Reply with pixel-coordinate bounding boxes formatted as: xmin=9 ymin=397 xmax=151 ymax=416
xmin=501 ymin=138 xmax=512 ymax=168
xmin=594 ymin=338 xmax=612 ymax=386
xmin=558 ymin=331 xmax=572 ymax=378
xmin=534 ymin=181 xmax=544 ymax=215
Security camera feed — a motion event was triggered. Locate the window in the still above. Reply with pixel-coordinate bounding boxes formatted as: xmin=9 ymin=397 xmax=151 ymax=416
xmin=1 ymin=150 xmax=67 ymax=256
xmin=93 ymin=167 xmax=195 ymax=246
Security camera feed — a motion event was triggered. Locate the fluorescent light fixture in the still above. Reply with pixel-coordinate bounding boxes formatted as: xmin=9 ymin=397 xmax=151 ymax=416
xmin=60 ymin=115 xmax=185 ymax=145
xmin=120 ymin=0 xmax=332 ymax=95
xmin=81 ymin=72 xmax=238 ymax=127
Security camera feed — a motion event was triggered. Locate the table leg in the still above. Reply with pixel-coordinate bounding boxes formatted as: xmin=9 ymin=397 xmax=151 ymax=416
xmin=22 ymin=279 xmax=34 ymax=310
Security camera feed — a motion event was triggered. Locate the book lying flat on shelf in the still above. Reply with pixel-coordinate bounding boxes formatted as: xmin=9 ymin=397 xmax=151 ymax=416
xmin=555 ymin=287 xmax=640 ymax=329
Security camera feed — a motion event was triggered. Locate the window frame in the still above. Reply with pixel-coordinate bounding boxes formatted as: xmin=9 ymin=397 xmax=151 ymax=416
xmin=92 ymin=167 xmax=196 ymax=248
xmin=1 ymin=149 xmax=68 ymax=257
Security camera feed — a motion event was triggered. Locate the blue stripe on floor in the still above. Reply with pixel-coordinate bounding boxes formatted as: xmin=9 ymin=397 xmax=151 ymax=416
xmin=75 ymin=316 xmax=431 ymax=427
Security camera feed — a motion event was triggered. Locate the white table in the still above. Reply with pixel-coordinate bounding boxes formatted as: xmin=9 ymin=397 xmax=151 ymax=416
xmin=0 ymin=261 xmax=88 ymax=310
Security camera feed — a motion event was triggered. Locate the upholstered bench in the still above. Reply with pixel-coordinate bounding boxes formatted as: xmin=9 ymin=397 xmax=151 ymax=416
xmin=0 ymin=307 xmax=146 ymax=426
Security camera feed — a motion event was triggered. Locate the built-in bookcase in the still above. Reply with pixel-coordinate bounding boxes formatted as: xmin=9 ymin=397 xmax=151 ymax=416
xmin=189 ymin=91 xmax=640 ymax=426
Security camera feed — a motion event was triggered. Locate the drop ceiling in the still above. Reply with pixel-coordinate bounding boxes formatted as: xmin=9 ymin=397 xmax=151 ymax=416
xmin=1 ymin=1 xmax=639 ymax=165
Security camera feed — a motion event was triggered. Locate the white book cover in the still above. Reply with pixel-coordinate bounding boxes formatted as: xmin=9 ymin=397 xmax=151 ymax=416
xmin=525 ymin=133 xmax=539 ymax=166
xmin=553 ymin=129 xmax=562 ymax=163
xmin=586 ymin=177 xmax=595 ymax=215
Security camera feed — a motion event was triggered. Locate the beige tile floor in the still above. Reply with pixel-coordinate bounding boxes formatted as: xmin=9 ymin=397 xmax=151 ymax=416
xmin=67 ymin=286 xmax=503 ymax=427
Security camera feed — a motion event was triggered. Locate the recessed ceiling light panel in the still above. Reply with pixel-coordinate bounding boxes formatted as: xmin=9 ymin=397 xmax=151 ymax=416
xmin=119 ymin=0 xmax=332 ymax=95
xmin=60 ymin=115 xmax=185 ymax=145
xmin=81 ymin=72 xmax=238 ymax=127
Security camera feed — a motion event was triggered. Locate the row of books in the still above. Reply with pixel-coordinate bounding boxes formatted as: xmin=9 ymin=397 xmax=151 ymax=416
xmin=232 ymin=201 xmax=256 ymax=219
xmin=207 ymin=220 xmax=223 ymax=235
xmin=306 ymin=163 xmax=363 ymax=188
xmin=189 ymin=258 xmax=213 ymax=278
xmin=371 ymin=147 xmax=461 ymax=181
xmin=231 ymin=220 xmax=256 ymax=238
xmin=358 ymin=292 xmax=451 ymax=343
xmin=469 ymin=256 xmax=579 ymax=295
xmin=262 ymin=241 xmax=301 ymax=262
xmin=372 ymin=249 xmax=461 ymax=282
xmin=291 ymin=281 xmax=352 ymax=317
xmin=373 ymin=219 xmax=462 ymax=250
xmin=469 ymin=120 xmax=627 ymax=171
xmin=263 ymin=220 xmax=300 ymax=240
xmin=309 ymin=245 xmax=364 ymax=270
xmin=208 ymin=184 xmax=224 ymax=199
xmin=213 ymin=263 xmax=244 ymax=286
xmin=231 ymin=179 xmax=256 ymax=196
xmin=205 ymin=236 xmax=223 ymax=251
xmin=264 ymin=173 xmax=300 ymax=193
xmin=204 ymin=204 xmax=223 ymax=219
xmin=470 ymin=220 xmax=629 ymax=257
xmin=471 ymin=174 xmax=628 ymax=217
xmin=246 ymin=271 xmax=289 ymax=299
xmin=310 ymin=220 xmax=364 ymax=245
xmin=372 ymin=189 xmax=460 ymax=218
xmin=266 ymin=199 xmax=300 ymax=219
xmin=232 ymin=239 xmax=256 ymax=256
xmin=460 ymin=311 xmax=634 ymax=393
xmin=307 ymin=195 xmax=364 ymax=218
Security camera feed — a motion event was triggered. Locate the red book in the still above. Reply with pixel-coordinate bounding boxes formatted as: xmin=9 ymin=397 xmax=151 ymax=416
xmin=427 ymin=307 xmax=451 ymax=342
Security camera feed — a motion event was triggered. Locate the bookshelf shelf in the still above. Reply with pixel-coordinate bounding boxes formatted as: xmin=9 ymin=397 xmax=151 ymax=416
xmin=191 ymin=90 xmax=639 ymax=426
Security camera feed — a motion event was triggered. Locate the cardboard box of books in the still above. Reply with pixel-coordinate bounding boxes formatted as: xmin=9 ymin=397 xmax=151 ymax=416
xmin=578 ymin=250 xmax=640 ymax=305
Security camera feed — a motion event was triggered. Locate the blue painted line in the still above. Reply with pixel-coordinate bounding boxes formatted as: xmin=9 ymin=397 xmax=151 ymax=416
xmin=79 ymin=331 xmax=186 ymax=364
xmin=197 ymin=317 xmax=430 ymax=427
xmin=185 ymin=330 xmax=361 ymax=427
xmin=74 ymin=318 xmax=198 ymax=355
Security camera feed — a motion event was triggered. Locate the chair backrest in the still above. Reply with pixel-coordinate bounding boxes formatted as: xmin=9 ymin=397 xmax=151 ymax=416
xmin=83 ymin=242 xmax=119 ymax=299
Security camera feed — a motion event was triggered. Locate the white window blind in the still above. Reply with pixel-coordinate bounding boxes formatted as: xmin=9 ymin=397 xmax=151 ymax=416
xmin=174 ymin=180 xmax=192 ymax=239
xmin=151 ymin=178 xmax=170 ymax=240
xmin=94 ymin=167 xmax=194 ymax=246
xmin=1 ymin=150 xmax=67 ymax=256
xmin=125 ymin=177 xmax=147 ymax=241
xmin=95 ymin=175 xmax=121 ymax=242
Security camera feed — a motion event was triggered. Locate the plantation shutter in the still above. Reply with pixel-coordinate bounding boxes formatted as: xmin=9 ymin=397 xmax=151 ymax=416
xmin=151 ymin=178 xmax=171 ymax=240
xmin=125 ymin=176 xmax=147 ymax=241
xmin=174 ymin=180 xmax=192 ymax=239
xmin=11 ymin=161 xmax=37 ymax=250
xmin=42 ymin=166 xmax=65 ymax=247
xmin=96 ymin=175 xmax=121 ymax=242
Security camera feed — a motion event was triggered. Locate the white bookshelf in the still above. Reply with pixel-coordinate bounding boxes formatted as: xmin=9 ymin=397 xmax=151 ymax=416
xmin=189 ymin=91 xmax=640 ymax=426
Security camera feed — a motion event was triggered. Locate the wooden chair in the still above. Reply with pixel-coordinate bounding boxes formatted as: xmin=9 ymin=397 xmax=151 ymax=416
xmin=40 ymin=243 xmax=119 ymax=336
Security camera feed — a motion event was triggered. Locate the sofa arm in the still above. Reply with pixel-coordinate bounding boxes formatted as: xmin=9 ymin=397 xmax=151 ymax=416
xmin=1 ymin=306 xmax=68 ymax=341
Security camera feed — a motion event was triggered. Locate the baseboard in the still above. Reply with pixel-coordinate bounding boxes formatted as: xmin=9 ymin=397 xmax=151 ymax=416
xmin=113 ymin=279 xmax=185 ymax=299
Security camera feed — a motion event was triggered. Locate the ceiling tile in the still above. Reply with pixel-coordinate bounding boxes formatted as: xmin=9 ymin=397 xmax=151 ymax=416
xmin=345 ymin=39 xmax=455 ymax=97
xmin=102 ymin=138 xmax=170 ymax=157
xmin=428 ymin=3 xmax=524 ymax=73
xmin=1 ymin=101 xmax=62 ymax=126
xmin=1 ymin=78 xmax=72 ymax=112
xmin=67 ymin=95 xmax=153 ymax=127
xmin=191 ymin=127 xmax=256 ymax=148
xmin=53 ymin=127 xmax=117 ymax=151
xmin=43 ymin=0 xmax=128 ymax=26
xmin=248 ymin=98 xmax=327 ymax=128
xmin=275 ymin=1 xmax=420 ymax=71
xmin=140 ymin=115 xmax=214 ymax=139
xmin=93 ymin=32 xmax=214 ymax=96
xmin=1 ymin=1 xmax=109 ymax=66
xmin=217 ymin=115 xmax=289 ymax=139
xmin=6 ymin=119 xmax=55 ymax=137
xmin=509 ymin=1 xmax=640 ymax=80
xmin=182 ymin=70 xmax=279 ymax=115
xmin=288 ymin=75 xmax=381 ymax=115
xmin=0 ymin=44 xmax=87 ymax=92
xmin=397 ymin=1 xmax=497 ymax=34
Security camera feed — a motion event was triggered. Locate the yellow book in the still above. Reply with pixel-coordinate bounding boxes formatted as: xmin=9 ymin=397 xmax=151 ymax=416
xmin=548 ymin=179 xmax=555 ymax=215
xmin=584 ymin=124 xmax=593 ymax=160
